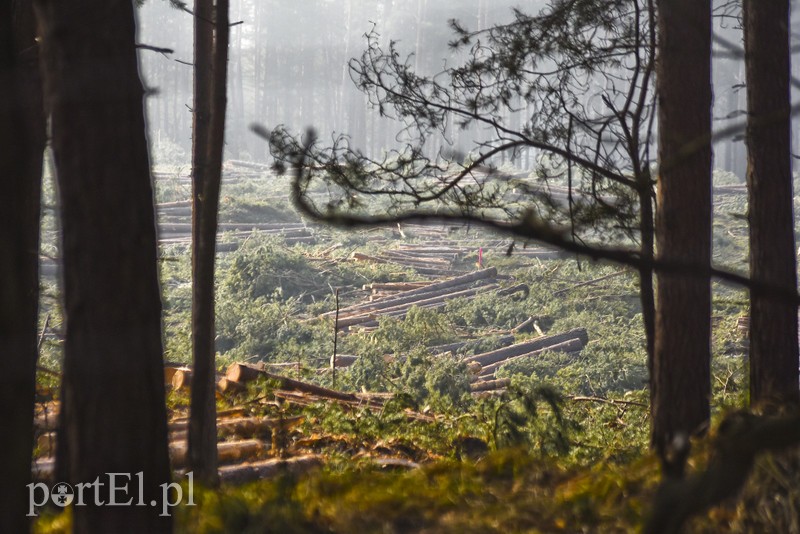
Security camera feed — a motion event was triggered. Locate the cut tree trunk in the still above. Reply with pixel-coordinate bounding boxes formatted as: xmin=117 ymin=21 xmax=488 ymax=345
xmin=470 ymin=378 xmax=511 ymax=392
xmin=464 ymin=328 xmax=588 ymax=367
xmin=218 ymin=455 xmax=322 ymax=485
xmin=476 ymin=339 xmax=584 ymax=378
xmin=170 ymin=439 xmax=263 ymax=469
xmin=321 ymin=267 xmax=497 ymax=318
xmin=225 ymin=365 xmax=360 ymax=403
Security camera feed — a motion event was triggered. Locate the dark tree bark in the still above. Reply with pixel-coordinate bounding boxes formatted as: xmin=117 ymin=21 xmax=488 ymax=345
xmin=0 ymin=1 xmax=46 ymax=529
xmin=743 ymin=0 xmax=799 ymax=406
xmin=33 ymin=0 xmax=172 ymax=531
xmin=189 ymin=0 xmax=228 ymax=486
xmin=652 ymin=0 xmax=713 ymax=475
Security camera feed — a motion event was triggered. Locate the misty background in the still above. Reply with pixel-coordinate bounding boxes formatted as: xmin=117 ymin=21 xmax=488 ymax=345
xmin=135 ymin=0 xmax=800 ymax=178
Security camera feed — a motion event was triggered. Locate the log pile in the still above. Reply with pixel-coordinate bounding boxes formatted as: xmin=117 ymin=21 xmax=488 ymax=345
xmin=466 ymin=328 xmax=589 ymax=389
xmin=219 ymin=455 xmax=323 ymax=484
xmin=393 ymin=241 xmax=563 ymax=261
xmin=350 ymin=251 xmax=461 ymax=277
xmin=158 ymin=221 xmax=315 ymax=248
xmin=429 ymin=334 xmax=516 ymax=356
xmin=320 ymin=268 xmax=500 ymax=330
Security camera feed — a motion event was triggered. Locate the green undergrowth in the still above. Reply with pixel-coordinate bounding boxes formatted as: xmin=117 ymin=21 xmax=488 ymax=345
xmin=33 ymin=167 xmax=793 ymax=533
xmin=171 ymin=449 xmax=662 ymax=534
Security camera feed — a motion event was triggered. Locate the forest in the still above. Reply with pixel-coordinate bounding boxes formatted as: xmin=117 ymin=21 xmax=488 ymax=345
xmin=3 ymin=0 xmax=800 ymax=532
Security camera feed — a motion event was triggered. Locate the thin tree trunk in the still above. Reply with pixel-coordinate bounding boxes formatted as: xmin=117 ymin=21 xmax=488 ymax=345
xmin=0 ymin=2 xmax=45 ymax=529
xmin=189 ymin=0 xmax=220 ymax=486
xmin=743 ymin=0 xmax=799 ymax=405
xmin=652 ymin=0 xmax=713 ymax=477
xmin=189 ymin=0 xmax=229 ymax=486
xmin=640 ymin=185 xmax=656 ymax=381
xmin=33 ymin=0 xmax=172 ymax=530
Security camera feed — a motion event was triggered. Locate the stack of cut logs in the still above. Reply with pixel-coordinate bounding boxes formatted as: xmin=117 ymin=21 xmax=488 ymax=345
xmin=32 ymin=362 xmax=439 ymax=485
xmin=350 ymin=250 xmax=461 ymax=277
xmin=157 ymin=212 xmax=315 ymax=249
xmin=321 ymin=267 xmax=501 ymax=331
xmin=467 ymin=328 xmax=589 ymax=396
xmin=391 ymin=241 xmax=563 ymax=261
xmin=32 ymin=403 xmax=321 ymax=484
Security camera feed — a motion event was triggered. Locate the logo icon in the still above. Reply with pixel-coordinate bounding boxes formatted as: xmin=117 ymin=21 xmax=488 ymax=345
xmin=50 ymin=482 xmax=74 ymax=507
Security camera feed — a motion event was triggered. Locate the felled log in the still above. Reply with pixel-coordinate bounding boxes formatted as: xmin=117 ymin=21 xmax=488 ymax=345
xmin=470 ymin=378 xmax=511 ymax=392
xmin=383 ymin=250 xmax=458 ymax=262
xmin=217 ymin=377 xmax=246 ymax=394
xmin=464 ymin=328 xmax=588 ymax=368
xmin=396 ymin=246 xmax=467 ymax=254
xmin=225 ymin=363 xmax=265 ymax=383
xmin=168 ymin=415 xmax=305 ymax=437
xmin=322 ymin=267 xmax=497 ymax=319
xmin=337 ymin=280 xmax=497 ymax=321
xmin=171 ymin=369 xmax=193 ymax=390
xmin=364 ymin=281 xmax=432 ymax=292
xmin=170 ymin=439 xmax=264 ymax=468
xmin=374 ymin=255 xmax=451 ymax=269
xmin=336 ymin=283 xmax=499 ymax=328
xmin=430 ymin=334 xmax=515 ymax=356
xmin=218 ymin=455 xmax=322 ymax=485
xmin=169 ymin=407 xmax=246 ymax=425
xmin=165 ymin=366 xmax=191 ymax=385
xmin=477 ymin=338 xmax=584 ymax=378
xmin=225 ymin=364 xmax=359 ymax=403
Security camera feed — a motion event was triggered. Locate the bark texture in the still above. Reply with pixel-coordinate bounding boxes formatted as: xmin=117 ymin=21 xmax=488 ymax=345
xmin=743 ymin=0 xmax=799 ymax=406
xmin=652 ymin=0 xmax=713 ymax=474
xmin=189 ymin=0 xmax=229 ymax=485
xmin=0 ymin=1 xmax=45 ymax=529
xmin=34 ymin=0 xmax=172 ymax=530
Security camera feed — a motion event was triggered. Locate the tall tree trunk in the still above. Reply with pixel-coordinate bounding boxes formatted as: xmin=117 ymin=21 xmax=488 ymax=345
xmin=743 ymin=0 xmax=799 ymax=406
xmin=0 ymin=1 xmax=45 ymax=529
xmin=189 ymin=0 xmax=228 ymax=486
xmin=34 ymin=0 xmax=172 ymax=531
xmin=652 ymin=0 xmax=713 ymax=476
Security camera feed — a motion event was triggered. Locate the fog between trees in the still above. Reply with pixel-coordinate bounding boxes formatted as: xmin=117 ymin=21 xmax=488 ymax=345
xmin=136 ymin=0 xmax=800 ymax=178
